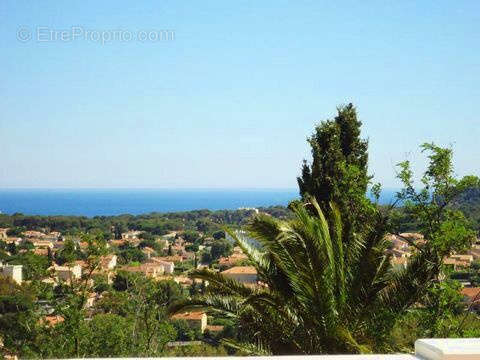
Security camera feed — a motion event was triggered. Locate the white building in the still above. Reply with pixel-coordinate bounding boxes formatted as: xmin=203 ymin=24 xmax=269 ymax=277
xmin=0 ymin=263 xmax=23 ymax=284
xmin=101 ymin=254 xmax=117 ymax=270
xmin=147 ymin=257 xmax=175 ymax=274
xmin=53 ymin=264 xmax=82 ymax=282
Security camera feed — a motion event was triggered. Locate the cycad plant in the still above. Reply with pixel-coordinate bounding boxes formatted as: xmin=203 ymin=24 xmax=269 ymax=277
xmin=170 ymin=199 xmax=396 ymax=354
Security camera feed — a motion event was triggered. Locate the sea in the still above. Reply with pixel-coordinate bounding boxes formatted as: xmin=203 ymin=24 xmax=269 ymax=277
xmin=0 ymin=188 xmax=398 ymax=217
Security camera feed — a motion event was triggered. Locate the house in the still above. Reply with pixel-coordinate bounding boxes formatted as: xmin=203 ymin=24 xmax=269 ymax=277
xmin=444 ymin=254 xmax=473 ymax=270
xmin=146 ymin=257 xmax=174 ymax=274
xmin=42 ymin=278 xmax=57 ymax=286
xmin=205 ymin=325 xmax=224 ymax=334
xmin=122 ymin=230 xmax=143 ymax=240
xmin=171 ymin=311 xmax=207 ymax=333
xmin=142 ymin=247 xmax=156 ymax=259
xmin=42 ymin=315 xmax=64 ymax=327
xmin=173 ymin=276 xmax=193 ymax=286
xmin=5 ymin=237 xmax=22 ymax=246
xmin=450 ymin=254 xmax=474 ymax=265
xmin=444 ymin=258 xmax=467 ymax=271
xmin=53 ymin=241 xmax=64 ymax=250
xmin=221 ymin=266 xmax=257 ymax=284
xmin=100 ymin=254 xmax=117 ymax=270
xmin=183 ymin=251 xmax=196 ymax=261
xmin=74 ymin=260 xmax=89 ymax=270
xmin=34 ymin=248 xmax=49 ymax=256
xmin=85 ymin=293 xmax=97 ymax=308
xmin=156 ymin=238 xmax=168 ymax=250
xmin=469 ymin=248 xmax=480 ymax=260
xmin=52 ymin=264 xmax=82 ymax=282
xmin=162 ymin=232 xmax=177 ymax=240
xmin=218 ymin=252 xmax=248 ymax=267
xmin=122 ymin=263 xmax=164 ymax=278
xmin=460 ymin=287 xmax=480 ymax=312
xmin=44 ymin=232 xmax=62 ymax=241
xmin=399 ymin=232 xmax=424 ymax=241
xmin=155 ymin=255 xmax=183 ymax=263
xmin=0 ymin=263 xmax=23 ymax=284
xmin=111 ymin=239 xmax=127 ymax=247
xmin=78 ymin=241 xmax=89 ymax=250
xmin=387 ymin=248 xmax=411 ymax=258
xmin=391 ymin=257 xmax=408 ymax=270
xmin=390 ymin=237 xmax=410 ymax=250
xmin=23 ymin=230 xmax=46 ymax=238
xmin=32 ymin=240 xmax=54 ymax=249
xmin=0 ymin=228 xmax=7 ymax=240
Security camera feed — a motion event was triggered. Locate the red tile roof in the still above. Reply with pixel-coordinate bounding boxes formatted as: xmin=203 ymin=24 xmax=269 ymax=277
xmin=171 ymin=311 xmax=206 ymax=321
xmin=222 ymin=266 xmax=257 ymax=275
xmin=42 ymin=315 xmax=64 ymax=327
xmin=461 ymin=287 xmax=480 ymax=301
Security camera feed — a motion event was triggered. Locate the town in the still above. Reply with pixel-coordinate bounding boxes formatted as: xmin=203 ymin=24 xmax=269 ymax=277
xmin=0 ymin=215 xmax=271 ymax=358
xmin=2 ymin=216 xmax=480 ymax=346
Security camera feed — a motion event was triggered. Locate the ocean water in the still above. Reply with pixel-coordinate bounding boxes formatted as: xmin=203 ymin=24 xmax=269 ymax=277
xmin=0 ymin=189 xmax=300 ymax=217
xmin=0 ymin=188 xmax=398 ymax=217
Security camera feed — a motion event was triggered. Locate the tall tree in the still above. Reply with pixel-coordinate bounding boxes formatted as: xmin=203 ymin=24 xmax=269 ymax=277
xmin=297 ymin=103 xmax=376 ymax=246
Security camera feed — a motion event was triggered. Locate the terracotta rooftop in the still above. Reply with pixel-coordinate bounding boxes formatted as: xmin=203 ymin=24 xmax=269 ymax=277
xmin=34 ymin=248 xmax=49 ymax=256
xmin=399 ymin=232 xmax=424 ymax=240
xmin=461 ymin=287 xmax=480 ymax=301
xmin=222 ymin=266 xmax=257 ymax=275
xmin=156 ymin=255 xmax=183 ymax=263
xmin=42 ymin=315 xmax=64 ymax=327
xmin=392 ymin=257 xmax=408 ymax=265
xmin=171 ymin=311 xmax=206 ymax=321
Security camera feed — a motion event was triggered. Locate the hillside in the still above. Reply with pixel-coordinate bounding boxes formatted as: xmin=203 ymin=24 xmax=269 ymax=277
xmin=452 ymin=186 xmax=480 ymax=230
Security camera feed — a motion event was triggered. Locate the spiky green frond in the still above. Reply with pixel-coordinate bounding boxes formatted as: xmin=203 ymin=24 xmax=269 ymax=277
xmin=170 ymin=201 xmax=442 ymax=355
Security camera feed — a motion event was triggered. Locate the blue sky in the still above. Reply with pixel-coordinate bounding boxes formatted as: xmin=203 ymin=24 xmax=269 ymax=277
xmin=1 ymin=1 xmax=479 ymax=188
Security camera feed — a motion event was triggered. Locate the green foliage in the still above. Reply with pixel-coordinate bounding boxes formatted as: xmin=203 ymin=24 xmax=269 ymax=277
xmin=83 ymin=314 xmax=134 ymax=356
xmin=183 ymin=230 xmax=201 ymax=243
xmin=297 ymin=104 xmax=375 ymax=244
xmin=172 ymin=319 xmax=200 ymax=341
xmin=55 ymin=238 xmax=82 ymax=265
xmin=0 ymin=277 xmax=41 ymax=357
xmin=117 ymin=242 xmax=146 ymax=264
xmin=138 ymin=238 xmax=163 ymax=252
xmin=210 ymin=239 xmax=233 ymax=261
xmin=2 ymin=105 xmax=480 ymax=357
xmin=7 ymin=251 xmax=51 ymax=280
xmin=6 ymin=227 xmax=25 ymax=237
xmin=163 ymin=343 xmax=229 ymax=356
xmin=394 ymin=144 xmax=478 ymax=257
xmin=212 ymin=230 xmax=225 ymax=240
xmin=17 ymin=240 xmax=34 ymax=251
xmin=171 ymin=202 xmax=386 ymax=354
xmin=418 ymin=280 xmax=464 ymax=337
xmin=0 ymin=207 xmax=289 ymax=240
xmin=200 ymin=250 xmax=212 ymax=264
xmin=185 ymin=243 xmax=199 ymax=252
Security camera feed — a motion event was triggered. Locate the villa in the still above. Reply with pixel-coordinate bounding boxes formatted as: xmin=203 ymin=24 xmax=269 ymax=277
xmin=221 ymin=266 xmax=258 ymax=284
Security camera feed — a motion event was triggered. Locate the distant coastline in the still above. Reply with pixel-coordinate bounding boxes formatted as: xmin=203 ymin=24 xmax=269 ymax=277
xmin=0 ymin=188 xmax=398 ymax=217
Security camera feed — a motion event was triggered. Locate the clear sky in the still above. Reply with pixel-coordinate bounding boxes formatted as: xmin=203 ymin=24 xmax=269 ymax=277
xmin=1 ymin=1 xmax=479 ymax=189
